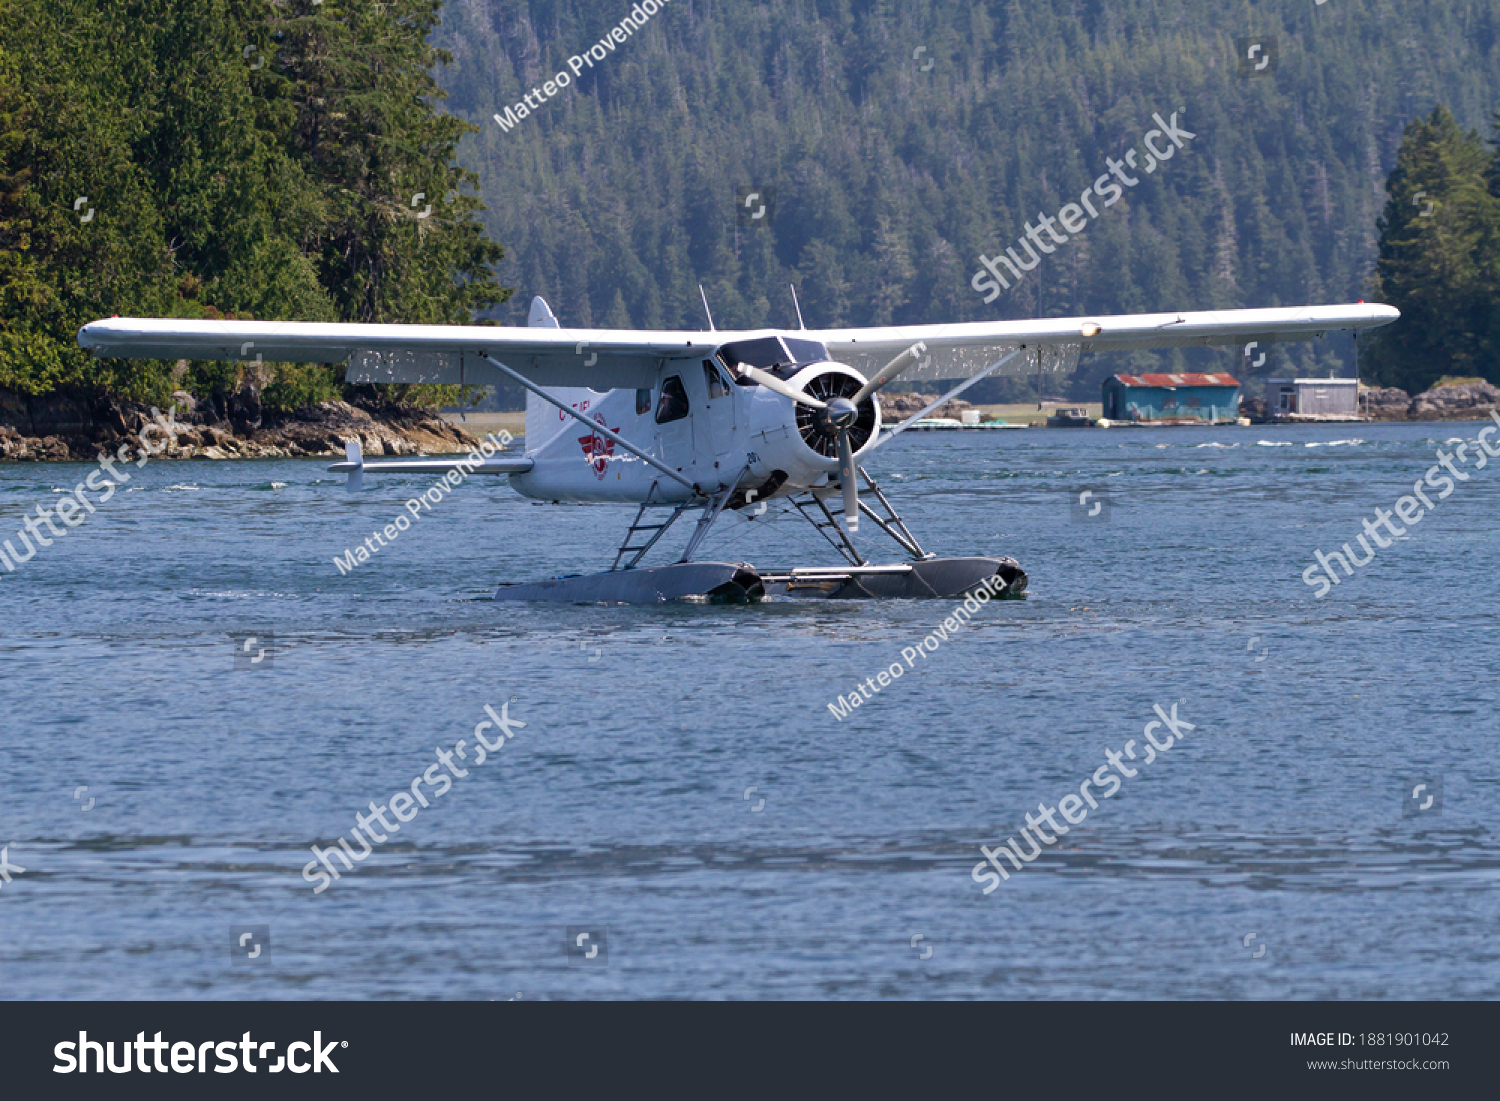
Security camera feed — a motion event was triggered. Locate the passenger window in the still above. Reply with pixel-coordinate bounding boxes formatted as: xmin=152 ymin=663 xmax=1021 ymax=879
xmin=703 ymin=360 xmax=728 ymax=400
xmin=636 ymin=388 xmax=652 ymax=415
xmin=655 ymin=376 xmax=690 ymax=423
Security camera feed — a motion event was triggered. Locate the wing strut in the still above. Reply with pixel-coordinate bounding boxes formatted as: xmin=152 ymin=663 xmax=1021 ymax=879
xmin=866 ymin=346 xmax=1028 ymax=455
xmin=679 ymin=466 xmax=750 ymax=563
xmin=477 ymin=353 xmax=697 ymax=492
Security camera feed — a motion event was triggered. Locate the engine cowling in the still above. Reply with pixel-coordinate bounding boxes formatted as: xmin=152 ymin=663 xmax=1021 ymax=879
xmin=741 ymin=361 xmax=882 ymax=496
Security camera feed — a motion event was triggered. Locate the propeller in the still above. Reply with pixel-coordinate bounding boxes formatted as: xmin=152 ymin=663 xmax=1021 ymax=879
xmin=742 ymin=342 xmax=928 ymax=535
xmin=836 ymin=428 xmax=858 ymax=531
xmin=852 ymin=341 xmax=927 ymax=405
xmin=738 ymin=365 xmax=826 ymax=410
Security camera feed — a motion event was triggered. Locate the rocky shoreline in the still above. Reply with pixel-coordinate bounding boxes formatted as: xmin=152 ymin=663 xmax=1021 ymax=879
xmin=1242 ymin=380 xmax=1500 ymax=423
xmin=1358 ymin=381 xmax=1500 ymax=420
xmin=880 ymin=391 xmax=979 ymax=420
xmin=892 ymin=381 xmax=1500 ymax=426
xmin=0 ymin=386 xmax=481 ymax=462
xmin=4 ymin=378 xmax=1497 ymax=462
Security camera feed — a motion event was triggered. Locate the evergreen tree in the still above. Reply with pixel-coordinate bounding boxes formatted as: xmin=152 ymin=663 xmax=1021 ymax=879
xmin=1367 ymin=106 xmax=1500 ymax=390
xmin=0 ymin=0 xmax=509 ymax=408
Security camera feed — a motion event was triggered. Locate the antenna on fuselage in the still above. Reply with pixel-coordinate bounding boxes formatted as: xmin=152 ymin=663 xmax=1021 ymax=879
xmin=698 ymin=285 xmax=717 ymax=332
xmin=789 ymin=284 xmax=806 ymax=330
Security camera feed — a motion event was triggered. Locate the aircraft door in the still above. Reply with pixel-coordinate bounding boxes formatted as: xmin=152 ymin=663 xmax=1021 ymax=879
xmin=654 ymin=371 xmax=696 ymax=482
xmin=700 ymin=360 xmax=738 ymax=481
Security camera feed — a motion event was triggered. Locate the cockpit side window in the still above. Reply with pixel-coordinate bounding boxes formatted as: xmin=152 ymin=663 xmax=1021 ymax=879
xmin=655 ymin=375 xmax=690 ymax=423
xmin=703 ymin=360 xmax=728 ymax=400
xmin=635 ymin=388 xmax=652 ymax=415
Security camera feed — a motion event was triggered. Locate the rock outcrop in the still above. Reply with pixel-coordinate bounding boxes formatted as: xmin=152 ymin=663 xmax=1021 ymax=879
xmin=1406 ymin=380 xmax=1500 ymax=420
xmin=1360 ymin=386 xmax=1412 ymax=419
xmin=1237 ymin=383 xmax=1498 ymax=424
xmin=880 ymin=390 xmax=977 ymax=420
xmin=0 ymin=386 xmax=482 ymax=462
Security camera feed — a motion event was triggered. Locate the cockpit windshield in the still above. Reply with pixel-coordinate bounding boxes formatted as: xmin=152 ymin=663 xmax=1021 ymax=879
xmin=715 ymin=336 xmax=830 ymax=380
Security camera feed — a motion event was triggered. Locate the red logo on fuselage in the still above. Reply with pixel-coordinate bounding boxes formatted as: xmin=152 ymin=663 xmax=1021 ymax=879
xmin=578 ymin=413 xmax=619 ymax=479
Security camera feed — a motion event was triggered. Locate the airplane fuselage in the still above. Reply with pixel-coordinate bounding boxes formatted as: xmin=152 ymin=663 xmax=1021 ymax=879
xmin=509 ymin=359 xmax=882 ymax=504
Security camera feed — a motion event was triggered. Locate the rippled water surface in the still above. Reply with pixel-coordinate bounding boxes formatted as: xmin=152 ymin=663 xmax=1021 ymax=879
xmin=1 ymin=420 xmax=1497 ymax=999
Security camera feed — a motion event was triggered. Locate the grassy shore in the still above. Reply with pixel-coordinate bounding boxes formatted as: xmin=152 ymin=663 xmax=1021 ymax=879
xmin=441 ymin=410 xmax=527 ymax=437
xmin=966 ymin=402 xmax=1104 ymax=426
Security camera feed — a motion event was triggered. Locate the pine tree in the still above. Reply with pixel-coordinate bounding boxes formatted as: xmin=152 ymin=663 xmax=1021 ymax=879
xmin=0 ymin=0 xmax=510 ymax=408
xmin=1367 ymin=106 xmax=1500 ymax=390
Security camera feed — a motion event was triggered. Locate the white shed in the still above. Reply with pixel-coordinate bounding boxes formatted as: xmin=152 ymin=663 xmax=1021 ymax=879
xmin=1268 ymin=378 xmax=1360 ymax=419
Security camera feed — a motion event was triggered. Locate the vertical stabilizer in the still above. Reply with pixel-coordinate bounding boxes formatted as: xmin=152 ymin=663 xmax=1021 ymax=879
xmin=528 ymin=296 xmax=560 ymax=328
xmin=522 ymin=297 xmax=599 ymax=454
xmin=526 ymin=296 xmax=564 ymax=446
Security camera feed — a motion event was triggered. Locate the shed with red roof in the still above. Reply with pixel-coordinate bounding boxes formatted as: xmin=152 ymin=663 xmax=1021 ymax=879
xmin=1101 ymin=372 xmax=1241 ymax=423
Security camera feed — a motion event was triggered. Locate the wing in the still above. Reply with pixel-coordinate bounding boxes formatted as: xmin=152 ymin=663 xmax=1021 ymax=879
xmin=804 ymin=303 xmax=1400 ymax=380
xmin=78 ymin=302 xmax=1398 ymax=388
xmin=76 ymin=316 xmax=721 ymax=390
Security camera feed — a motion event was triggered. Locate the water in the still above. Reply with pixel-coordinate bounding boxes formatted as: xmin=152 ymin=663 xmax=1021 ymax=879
xmin=1 ymin=420 xmax=1496 ymax=999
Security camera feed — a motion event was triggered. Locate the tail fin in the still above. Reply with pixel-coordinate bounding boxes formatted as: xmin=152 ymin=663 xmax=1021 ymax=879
xmin=528 ymin=295 xmax=560 ymax=329
xmin=526 ymin=296 xmax=560 ymax=446
xmin=523 ymin=296 xmax=595 ymax=451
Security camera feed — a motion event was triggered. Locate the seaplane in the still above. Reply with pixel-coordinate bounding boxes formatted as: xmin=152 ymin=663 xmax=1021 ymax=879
xmin=78 ymin=296 xmax=1398 ymax=602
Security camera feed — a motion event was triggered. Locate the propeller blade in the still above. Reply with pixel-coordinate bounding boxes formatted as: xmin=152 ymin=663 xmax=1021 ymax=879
xmin=851 ymin=341 xmax=927 ymax=406
xmin=836 ymin=430 xmax=859 ymax=533
xmin=739 ymin=365 xmax=826 ymax=409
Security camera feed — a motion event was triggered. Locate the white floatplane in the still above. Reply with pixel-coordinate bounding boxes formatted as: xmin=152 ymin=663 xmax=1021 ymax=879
xmin=78 ymin=298 xmax=1398 ymax=602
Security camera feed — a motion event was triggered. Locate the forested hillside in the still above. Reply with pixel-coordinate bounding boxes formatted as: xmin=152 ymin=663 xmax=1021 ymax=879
xmin=434 ymin=0 xmax=1500 ymax=397
xmin=0 ymin=0 xmax=506 ymax=408
xmin=2 ymin=1 xmax=1497 ymax=409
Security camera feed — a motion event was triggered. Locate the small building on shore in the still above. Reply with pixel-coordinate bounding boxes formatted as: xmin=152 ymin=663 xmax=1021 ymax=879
xmin=1100 ymin=373 xmax=1241 ymax=424
xmin=1267 ymin=377 xmax=1360 ymax=420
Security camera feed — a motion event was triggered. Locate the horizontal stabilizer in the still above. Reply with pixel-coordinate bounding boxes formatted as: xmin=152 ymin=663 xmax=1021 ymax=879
xmin=329 ymin=436 xmax=532 ymax=490
xmin=327 ymin=457 xmax=533 ymax=476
